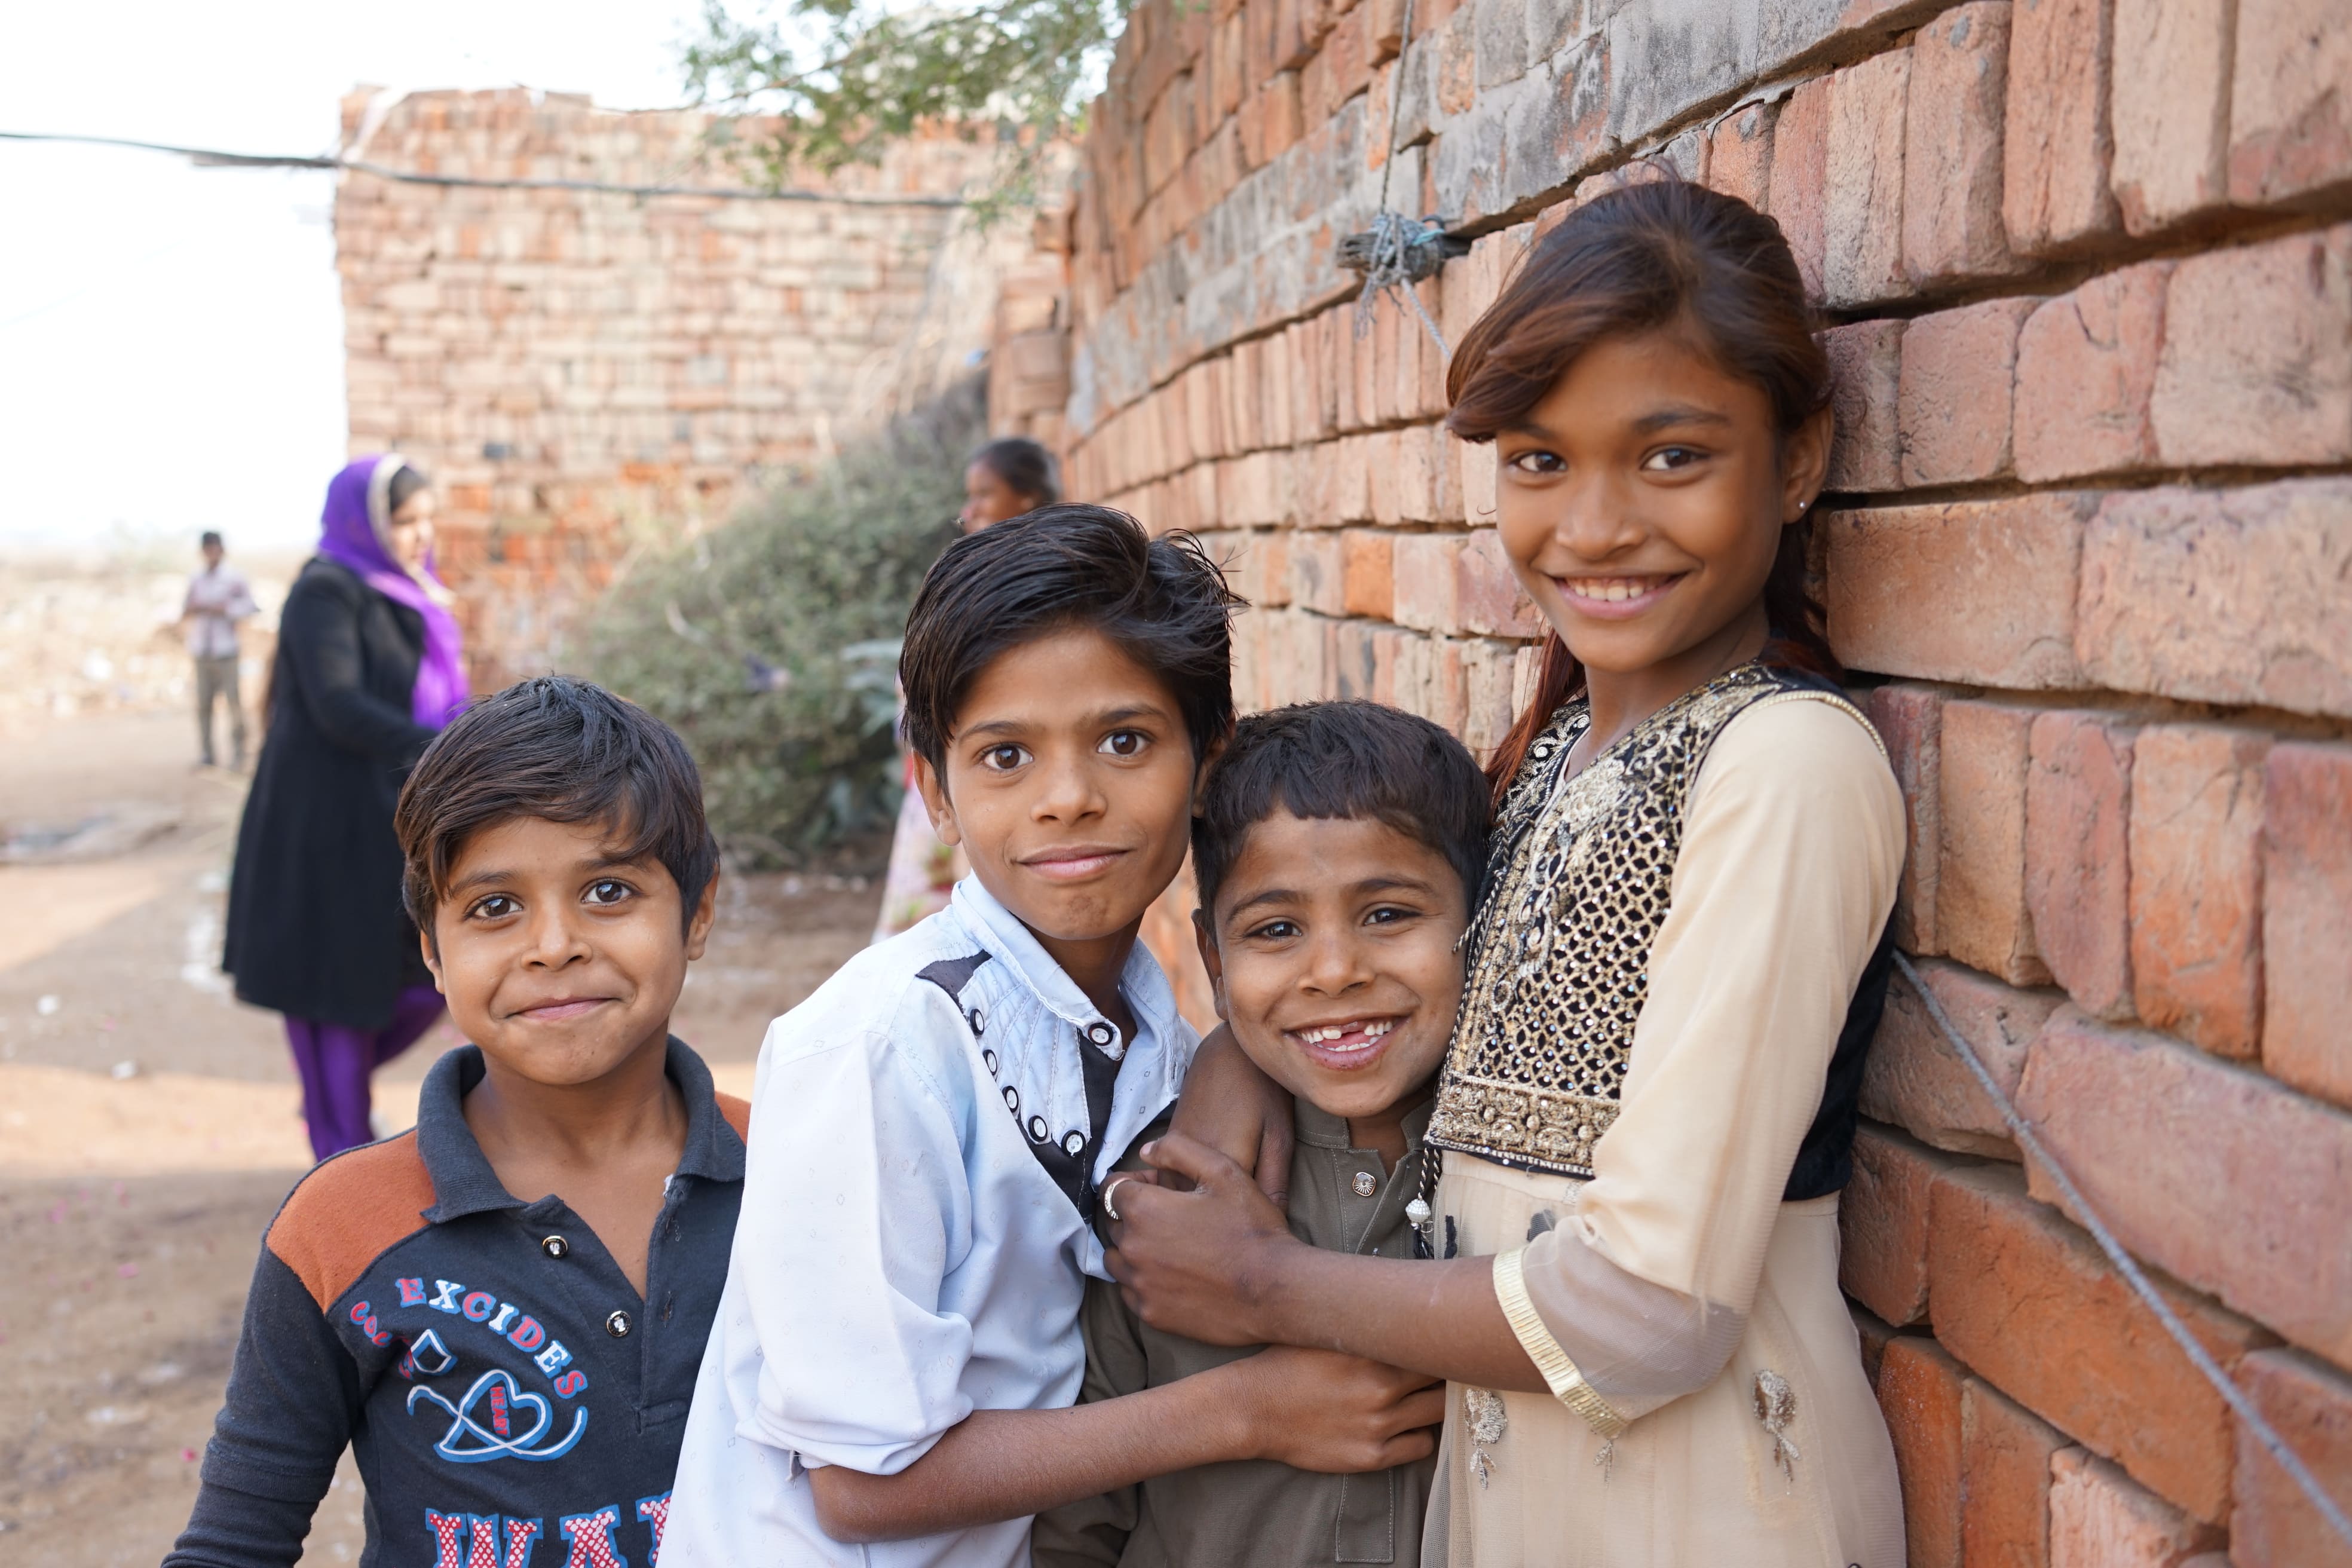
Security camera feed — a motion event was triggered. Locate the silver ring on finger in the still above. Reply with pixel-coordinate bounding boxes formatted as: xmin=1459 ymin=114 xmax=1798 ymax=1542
xmin=1101 ymin=1177 xmax=1127 ymax=1223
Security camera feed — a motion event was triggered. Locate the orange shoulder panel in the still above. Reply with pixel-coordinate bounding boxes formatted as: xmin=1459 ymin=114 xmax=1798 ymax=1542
xmin=266 ymin=1131 xmax=438 ymax=1310
xmin=716 ymin=1091 xmax=751 ymax=1143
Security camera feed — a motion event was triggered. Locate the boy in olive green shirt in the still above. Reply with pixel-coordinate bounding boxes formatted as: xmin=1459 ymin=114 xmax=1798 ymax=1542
xmin=1034 ymin=701 xmax=1490 ymax=1568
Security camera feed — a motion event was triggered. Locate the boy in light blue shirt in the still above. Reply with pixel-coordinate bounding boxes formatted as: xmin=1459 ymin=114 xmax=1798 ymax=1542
xmin=663 ymin=506 xmax=1442 ymax=1568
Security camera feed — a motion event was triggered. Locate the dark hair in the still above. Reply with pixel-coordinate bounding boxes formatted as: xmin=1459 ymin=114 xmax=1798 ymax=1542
xmin=1192 ymin=701 xmax=1493 ymax=921
xmin=899 ymin=504 xmax=1242 ymax=771
xmin=387 ymin=464 xmax=431 ymax=516
xmin=200 ymin=531 xmax=223 ymax=550
xmin=1447 ymin=177 xmax=1839 ymax=806
xmin=969 ymin=437 xmax=1061 ymax=509
xmin=396 ymin=675 xmax=719 ymax=942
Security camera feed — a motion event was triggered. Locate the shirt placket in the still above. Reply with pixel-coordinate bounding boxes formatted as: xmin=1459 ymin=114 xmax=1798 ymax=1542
xmin=516 ymin=1196 xmax=644 ymax=1416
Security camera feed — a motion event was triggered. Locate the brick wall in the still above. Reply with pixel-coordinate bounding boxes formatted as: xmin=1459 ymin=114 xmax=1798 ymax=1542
xmin=1042 ymin=0 xmax=2352 ymax=1561
xmin=333 ymin=88 xmax=1029 ymax=684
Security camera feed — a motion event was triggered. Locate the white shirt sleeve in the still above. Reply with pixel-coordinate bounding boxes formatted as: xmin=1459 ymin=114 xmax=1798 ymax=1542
xmin=731 ymin=985 xmax=981 ymax=1475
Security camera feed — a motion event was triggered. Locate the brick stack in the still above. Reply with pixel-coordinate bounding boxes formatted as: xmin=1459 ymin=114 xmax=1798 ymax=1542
xmin=333 ymin=88 xmax=1024 ymax=684
xmin=1039 ymin=0 xmax=2352 ymax=1561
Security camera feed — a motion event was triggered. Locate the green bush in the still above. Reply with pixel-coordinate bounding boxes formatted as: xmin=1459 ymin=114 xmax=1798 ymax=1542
xmin=583 ymin=383 xmax=978 ymax=866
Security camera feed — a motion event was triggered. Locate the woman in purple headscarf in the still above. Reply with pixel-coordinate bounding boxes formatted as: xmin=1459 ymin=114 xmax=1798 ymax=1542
xmin=223 ymin=455 xmax=469 ymax=1160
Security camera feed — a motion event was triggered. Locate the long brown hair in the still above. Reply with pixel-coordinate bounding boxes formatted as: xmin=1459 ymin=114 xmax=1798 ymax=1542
xmin=1447 ymin=179 xmax=1839 ymax=806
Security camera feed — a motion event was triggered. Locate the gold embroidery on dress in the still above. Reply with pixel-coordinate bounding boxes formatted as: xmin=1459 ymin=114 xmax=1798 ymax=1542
xmin=1429 ymin=664 xmax=1867 ymax=1177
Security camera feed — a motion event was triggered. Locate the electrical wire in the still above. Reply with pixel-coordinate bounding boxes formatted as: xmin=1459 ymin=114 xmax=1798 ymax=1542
xmin=0 ymin=128 xmax=969 ymax=207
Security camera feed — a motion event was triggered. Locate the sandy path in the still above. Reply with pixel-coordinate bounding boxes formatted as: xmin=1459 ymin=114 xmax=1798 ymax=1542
xmin=0 ymin=707 xmax=875 ymax=1561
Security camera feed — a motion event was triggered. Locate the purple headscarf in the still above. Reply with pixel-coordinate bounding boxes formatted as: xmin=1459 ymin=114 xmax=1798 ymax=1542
xmin=317 ymin=455 xmax=468 ymax=728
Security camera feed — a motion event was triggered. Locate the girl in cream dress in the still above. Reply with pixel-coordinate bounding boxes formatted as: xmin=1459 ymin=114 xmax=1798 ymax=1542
xmin=1104 ymin=179 xmax=1906 ymax=1567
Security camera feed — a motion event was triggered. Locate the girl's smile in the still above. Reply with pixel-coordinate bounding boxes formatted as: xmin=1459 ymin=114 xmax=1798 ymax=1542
xmin=1552 ymin=572 xmax=1686 ymax=615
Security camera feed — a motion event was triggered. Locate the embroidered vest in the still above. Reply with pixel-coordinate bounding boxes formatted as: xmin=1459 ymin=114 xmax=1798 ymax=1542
xmin=1428 ymin=661 xmax=1892 ymax=1193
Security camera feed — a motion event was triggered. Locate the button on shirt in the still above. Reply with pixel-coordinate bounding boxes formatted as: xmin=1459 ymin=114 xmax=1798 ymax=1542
xmin=662 ymin=877 xmax=1198 ymax=1568
xmin=164 ymin=1040 xmax=747 ymax=1568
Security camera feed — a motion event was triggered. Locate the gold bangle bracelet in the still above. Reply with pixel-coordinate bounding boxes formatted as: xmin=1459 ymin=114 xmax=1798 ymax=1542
xmin=1492 ymin=1247 xmax=1629 ymax=1438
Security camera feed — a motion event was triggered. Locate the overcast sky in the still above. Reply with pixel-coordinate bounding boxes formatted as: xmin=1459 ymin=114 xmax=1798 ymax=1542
xmin=0 ymin=2 xmax=716 ymax=553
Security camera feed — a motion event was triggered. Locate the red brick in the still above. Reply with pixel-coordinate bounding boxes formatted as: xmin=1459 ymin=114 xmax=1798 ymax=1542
xmin=1332 ymin=618 xmax=1379 ymax=700
xmin=1411 ymin=278 xmax=1447 ymax=424
xmin=1904 ymin=2 xmax=2020 ymax=287
xmin=2263 ymin=740 xmax=2352 ymax=1111
xmin=1423 ymin=635 xmax=1469 ymax=734
xmin=1454 ymin=527 xmax=1541 ymax=638
xmin=1938 ymin=700 xmax=2053 ymax=987
xmin=1774 ymin=75 xmax=1833 ymax=299
xmin=1305 ymin=313 xmax=1339 ymax=440
xmin=1368 ymin=624 xmax=1409 ymax=707
xmin=1391 ymin=532 xmax=1463 ymax=632
xmin=2048 ymin=1450 xmax=2223 ymax=1566
xmin=1260 ymin=71 xmax=1305 ymax=161
xmin=1965 ymin=1376 xmax=2068 ymax=1568
xmin=1867 ymin=955 xmax=2059 ymax=1157
xmin=1880 ymin=1334 xmax=1968 ymax=1564
xmin=2149 ymin=227 xmax=2352 ymax=470
xmin=2228 ymin=0 xmax=2352 ymax=209
xmin=2002 ymin=0 xmax=2119 ymax=256
xmin=1352 ymin=302 xmax=1383 ymax=431
xmin=1823 ymin=494 xmax=2091 ymax=691
xmin=2108 ymin=0 xmax=2231 ymax=233
xmin=1824 ymin=48 xmax=1915 ymax=307
xmin=1287 ymin=526 xmax=1346 ymax=613
xmin=2025 ymin=711 xmax=2136 ymax=1019
xmin=2128 ymin=724 xmax=2268 ymax=1059
xmin=1143 ymin=72 xmax=1196 ymax=195
xmin=1928 ymin=1162 xmax=2265 ymax=1523
xmin=1852 ymin=1304 xmax=1900 ymax=1389
xmin=1369 ymin=426 xmax=1438 ymax=524
xmin=2014 ymin=259 xmax=2172 ymax=482
xmin=1460 ymin=638 xmax=1517 ymax=758
xmin=1899 ymin=298 xmax=2039 ymax=484
xmin=1706 ymin=100 xmax=1775 ymax=213
xmin=1306 ymin=436 xmax=1371 ymax=524
xmin=1843 ymin=1123 xmax=1965 ymax=1325
xmin=1824 ymin=318 xmax=1906 ymax=493
xmin=1864 ymin=681 xmax=1944 ymax=953
xmin=1340 ymin=528 xmax=1394 ymax=617
xmin=2233 ymin=1349 xmax=2352 ymax=1568
xmin=1329 ymin=301 xmax=1362 ymax=436
xmin=2019 ymin=1009 xmax=2352 ymax=1366
xmin=2075 ymin=479 xmax=2352 ymax=717
xmin=1449 ymin=430 xmax=1497 ymax=526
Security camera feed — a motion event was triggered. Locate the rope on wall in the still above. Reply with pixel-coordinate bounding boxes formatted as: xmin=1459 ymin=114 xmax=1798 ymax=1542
xmin=1892 ymin=950 xmax=2352 ymax=1552
xmin=1335 ymin=0 xmax=1463 ymax=357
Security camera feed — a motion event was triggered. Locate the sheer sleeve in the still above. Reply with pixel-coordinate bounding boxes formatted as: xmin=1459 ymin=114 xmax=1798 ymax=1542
xmin=1494 ymin=695 xmax=1903 ymax=1429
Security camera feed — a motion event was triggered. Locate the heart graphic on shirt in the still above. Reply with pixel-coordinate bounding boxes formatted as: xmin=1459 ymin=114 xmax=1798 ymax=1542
xmin=406 ymin=1368 xmax=587 ymax=1463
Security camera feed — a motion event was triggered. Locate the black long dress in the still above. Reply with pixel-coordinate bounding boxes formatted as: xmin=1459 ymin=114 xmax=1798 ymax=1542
xmin=222 ymin=557 xmax=439 ymax=1030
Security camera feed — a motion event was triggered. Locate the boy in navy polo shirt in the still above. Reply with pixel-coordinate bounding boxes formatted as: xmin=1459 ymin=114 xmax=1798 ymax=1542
xmin=167 ymin=677 xmax=745 ymax=1568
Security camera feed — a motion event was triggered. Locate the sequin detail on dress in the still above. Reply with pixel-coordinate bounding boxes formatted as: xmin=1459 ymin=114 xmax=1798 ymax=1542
xmin=1753 ymin=1369 xmax=1800 ymax=1486
xmin=1464 ymin=1387 xmax=1508 ymax=1489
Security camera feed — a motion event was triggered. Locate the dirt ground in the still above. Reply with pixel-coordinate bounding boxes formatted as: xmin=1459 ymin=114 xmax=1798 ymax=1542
xmin=0 ymin=701 xmax=878 ymax=1564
